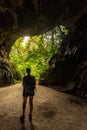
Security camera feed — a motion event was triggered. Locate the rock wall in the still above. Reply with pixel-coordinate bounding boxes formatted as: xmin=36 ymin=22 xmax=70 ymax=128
xmin=0 ymin=47 xmax=21 ymax=86
xmin=0 ymin=58 xmax=14 ymax=86
xmin=39 ymin=13 xmax=87 ymax=98
xmin=0 ymin=35 xmax=20 ymax=86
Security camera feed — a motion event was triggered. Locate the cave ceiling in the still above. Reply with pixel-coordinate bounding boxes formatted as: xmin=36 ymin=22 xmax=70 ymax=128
xmin=0 ymin=0 xmax=87 ymax=38
xmin=0 ymin=0 xmax=87 ymax=89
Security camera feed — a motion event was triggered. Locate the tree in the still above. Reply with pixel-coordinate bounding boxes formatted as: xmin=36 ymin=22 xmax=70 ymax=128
xmin=10 ymin=26 xmax=67 ymax=80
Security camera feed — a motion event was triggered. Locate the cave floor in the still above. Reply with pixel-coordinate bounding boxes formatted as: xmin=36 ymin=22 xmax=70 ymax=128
xmin=0 ymin=83 xmax=87 ymax=130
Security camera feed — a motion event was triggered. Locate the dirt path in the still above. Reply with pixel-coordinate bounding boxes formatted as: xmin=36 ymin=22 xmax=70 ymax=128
xmin=0 ymin=83 xmax=87 ymax=130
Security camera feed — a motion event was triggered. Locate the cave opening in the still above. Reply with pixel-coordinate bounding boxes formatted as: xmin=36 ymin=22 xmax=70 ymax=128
xmin=9 ymin=26 xmax=68 ymax=83
xmin=0 ymin=2 xmax=87 ymax=129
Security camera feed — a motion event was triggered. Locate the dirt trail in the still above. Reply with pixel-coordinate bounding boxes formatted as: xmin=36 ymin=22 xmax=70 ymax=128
xmin=0 ymin=83 xmax=87 ymax=130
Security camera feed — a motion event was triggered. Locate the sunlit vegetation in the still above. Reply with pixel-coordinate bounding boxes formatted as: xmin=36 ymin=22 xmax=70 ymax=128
xmin=10 ymin=26 xmax=68 ymax=79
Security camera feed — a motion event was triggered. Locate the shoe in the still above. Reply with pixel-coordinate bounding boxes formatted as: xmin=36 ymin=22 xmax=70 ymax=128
xmin=20 ymin=115 xmax=25 ymax=123
xmin=29 ymin=114 xmax=32 ymax=122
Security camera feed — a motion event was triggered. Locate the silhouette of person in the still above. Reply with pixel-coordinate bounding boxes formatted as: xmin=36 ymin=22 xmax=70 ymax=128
xmin=20 ymin=68 xmax=36 ymax=123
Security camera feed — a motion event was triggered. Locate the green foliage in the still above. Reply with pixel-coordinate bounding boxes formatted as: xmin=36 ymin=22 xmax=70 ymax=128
xmin=10 ymin=26 xmax=68 ymax=79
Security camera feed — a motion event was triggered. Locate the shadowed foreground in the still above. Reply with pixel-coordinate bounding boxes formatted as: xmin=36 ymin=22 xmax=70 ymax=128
xmin=0 ymin=83 xmax=87 ymax=130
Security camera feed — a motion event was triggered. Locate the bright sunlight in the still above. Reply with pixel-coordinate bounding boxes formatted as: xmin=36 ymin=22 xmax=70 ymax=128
xmin=22 ymin=36 xmax=30 ymax=46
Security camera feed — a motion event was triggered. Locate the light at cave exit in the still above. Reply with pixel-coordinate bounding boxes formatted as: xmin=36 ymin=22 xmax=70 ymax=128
xmin=22 ymin=36 xmax=30 ymax=46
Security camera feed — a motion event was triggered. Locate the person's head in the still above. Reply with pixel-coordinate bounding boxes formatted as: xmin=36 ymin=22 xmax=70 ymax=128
xmin=26 ymin=68 xmax=31 ymax=75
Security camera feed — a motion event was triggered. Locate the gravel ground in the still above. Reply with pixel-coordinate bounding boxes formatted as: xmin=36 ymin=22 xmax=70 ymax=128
xmin=0 ymin=83 xmax=87 ymax=130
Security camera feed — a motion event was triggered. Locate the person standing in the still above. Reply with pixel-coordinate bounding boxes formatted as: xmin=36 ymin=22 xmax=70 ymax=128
xmin=20 ymin=68 xmax=36 ymax=123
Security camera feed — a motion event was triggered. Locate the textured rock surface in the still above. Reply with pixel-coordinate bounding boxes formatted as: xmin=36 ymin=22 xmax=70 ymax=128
xmin=39 ymin=13 xmax=87 ymax=98
xmin=0 ymin=0 xmax=87 ymax=92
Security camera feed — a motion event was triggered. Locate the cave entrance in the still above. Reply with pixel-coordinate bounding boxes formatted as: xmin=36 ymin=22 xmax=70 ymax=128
xmin=9 ymin=26 xmax=68 ymax=83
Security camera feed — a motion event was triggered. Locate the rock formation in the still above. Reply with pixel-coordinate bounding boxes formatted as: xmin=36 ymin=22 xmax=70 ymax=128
xmin=39 ymin=13 xmax=87 ymax=98
xmin=0 ymin=0 xmax=87 ymax=98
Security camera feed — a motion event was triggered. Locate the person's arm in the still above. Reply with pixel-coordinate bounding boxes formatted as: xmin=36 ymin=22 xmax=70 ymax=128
xmin=22 ymin=77 xmax=26 ymax=88
xmin=22 ymin=77 xmax=24 ymax=86
xmin=34 ymin=77 xmax=37 ymax=92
